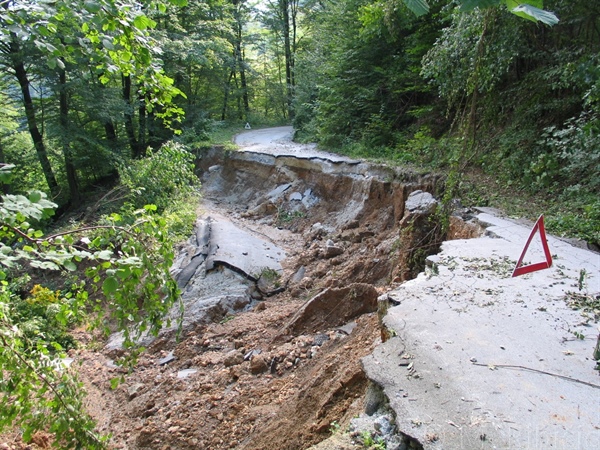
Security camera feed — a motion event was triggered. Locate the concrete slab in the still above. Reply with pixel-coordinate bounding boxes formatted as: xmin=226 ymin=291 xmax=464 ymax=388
xmin=205 ymin=216 xmax=286 ymax=281
xmin=363 ymin=209 xmax=600 ymax=449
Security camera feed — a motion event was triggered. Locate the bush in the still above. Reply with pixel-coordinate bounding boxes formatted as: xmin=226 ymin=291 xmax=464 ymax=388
xmin=9 ymin=285 xmax=87 ymax=352
xmin=119 ymin=141 xmax=199 ymax=213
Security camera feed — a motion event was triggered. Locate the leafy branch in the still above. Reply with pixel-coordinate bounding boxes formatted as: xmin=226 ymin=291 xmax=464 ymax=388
xmin=0 ymin=166 xmax=182 ymax=447
xmin=403 ymin=0 xmax=559 ymax=26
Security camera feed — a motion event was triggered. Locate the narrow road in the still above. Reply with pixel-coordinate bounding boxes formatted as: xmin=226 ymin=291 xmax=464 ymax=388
xmin=234 ymin=125 xmax=357 ymax=162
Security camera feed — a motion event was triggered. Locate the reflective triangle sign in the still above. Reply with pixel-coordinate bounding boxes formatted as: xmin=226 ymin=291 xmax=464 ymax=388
xmin=512 ymin=214 xmax=553 ymax=277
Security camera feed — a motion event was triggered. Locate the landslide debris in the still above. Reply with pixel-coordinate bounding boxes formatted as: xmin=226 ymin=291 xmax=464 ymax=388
xmin=0 ymin=144 xmax=486 ymax=450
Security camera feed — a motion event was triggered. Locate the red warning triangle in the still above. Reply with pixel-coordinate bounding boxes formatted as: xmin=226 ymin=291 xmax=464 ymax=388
xmin=512 ymin=215 xmax=553 ymax=277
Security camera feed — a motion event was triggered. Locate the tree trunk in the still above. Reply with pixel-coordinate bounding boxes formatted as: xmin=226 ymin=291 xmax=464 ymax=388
xmin=233 ymin=1 xmax=249 ymax=117
xmin=0 ymin=142 xmax=8 ymax=195
xmin=138 ymin=92 xmax=147 ymax=157
xmin=10 ymin=40 xmax=59 ymax=195
xmin=280 ymin=0 xmax=294 ymax=118
xmin=122 ymin=74 xmax=141 ymax=158
xmin=59 ymin=67 xmax=81 ymax=206
xmin=221 ymin=70 xmax=234 ymax=120
xmin=104 ymin=120 xmax=118 ymax=146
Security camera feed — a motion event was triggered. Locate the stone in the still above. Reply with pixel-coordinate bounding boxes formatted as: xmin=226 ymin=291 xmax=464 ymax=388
xmin=223 ymin=350 xmax=244 ymax=367
xmin=289 ymin=192 xmax=303 ymax=201
xmin=290 ymin=266 xmax=306 ymax=284
xmin=324 ymin=243 xmax=344 ymax=258
xmin=249 ymin=355 xmax=269 ymax=374
xmin=177 ymin=369 xmax=198 ymax=379
xmin=336 ymin=321 xmax=357 ymax=336
xmin=302 ymin=189 xmax=319 ymax=208
xmin=157 ymin=351 xmax=176 ymax=366
xmin=404 ymin=190 xmax=437 ymax=214
xmin=285 ymin=283 xmax=378 ymax=335
xmin=313 ymin=334 xmax=330 ymax=346
xmin=128 ymin=383 xmax=145 ymax=400
xmin=267 ymin=183 xmax=292 ymax=200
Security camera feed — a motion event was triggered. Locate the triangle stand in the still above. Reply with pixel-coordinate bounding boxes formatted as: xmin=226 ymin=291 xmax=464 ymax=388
xmin=512 ymin=214 xmax=553 ymax=277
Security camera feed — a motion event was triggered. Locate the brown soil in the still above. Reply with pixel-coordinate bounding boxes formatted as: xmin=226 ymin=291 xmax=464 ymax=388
xmin=79 ymin=198 xmax=392 ymax=450
xmin=1 ymin=201 xmax=392 ymax=450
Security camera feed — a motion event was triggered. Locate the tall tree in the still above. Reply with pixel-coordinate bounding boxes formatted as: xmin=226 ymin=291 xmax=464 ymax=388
xmin=0 ymin=0 xmax=187 ymax=201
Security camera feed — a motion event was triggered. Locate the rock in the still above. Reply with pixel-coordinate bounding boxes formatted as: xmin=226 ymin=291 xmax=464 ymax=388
xmin=208 ymin=165 xmax=221 ymax=172
xmin=285 ymin=283 xmax=378 ymax=334
xmin=254 ymin=301 xmax=267 ymax=311
xmin=313 ymin=334 xmax=330 ymax=346
xmin=267 ymin=183 xmax=292 ymax=200
xmin=250 ymin=355 xmax=269 ymax=374
xmin=128 ymin=383 xmax=145 ymax=400
xmin=289 ymin=192 xmax=303 ymax=201
xmin=224 ymin=350 xmax=244 ymax=367
xmin=290 ymin=266 xmax=306 ymax=284
xmin=336 ymin=321 xmax=357 ymax=335
xmin=158 ymin=351 xmax=176 ymax=366
xmin=177 ymin=369 xmax=198 ymax=379
xmin=324 ymin=241 xmax=344 ymax=258
xmin=404 ymin=190 xmax=437 ymax=214
xmin=301 ymin=188 xmax=319 ymax=208
xmin=244 ymin=349 xmax=261 ymax=361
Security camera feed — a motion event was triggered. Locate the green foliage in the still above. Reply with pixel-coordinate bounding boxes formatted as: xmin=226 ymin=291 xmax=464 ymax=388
xmin=0 ymin=166 xmax=182 ymax=447
xmin=0 ymin=298 xmax=108 ymax=449
xmin=119 ymin=141 xmax=199 ymax=213
xmin=359 ymin=430 xmax=387 ymax=449
xmin=546 ymin=201 xmax=600 ymax=247
xmin=402 ymin=0 xmax=559 ymax=25
xmin=421 ymin=7 xmax=521 ymax=109
xmin=530 ymin=113 xmax=600 ymax=192
xmin=9 ymin=284 xmax=87 ymax=352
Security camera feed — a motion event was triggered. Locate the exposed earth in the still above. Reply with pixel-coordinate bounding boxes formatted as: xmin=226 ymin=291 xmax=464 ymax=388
xmin=2 ymin=127 xmax=598 ymax=450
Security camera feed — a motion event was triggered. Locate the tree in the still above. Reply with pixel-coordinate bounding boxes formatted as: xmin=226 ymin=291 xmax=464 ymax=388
xmin=0 ymin=0 xmax=187 ymax=201
xmin=402 ymin=0 xmax=559 ymax=25
xmin=261 ymin=0 xmax=301 ymax=118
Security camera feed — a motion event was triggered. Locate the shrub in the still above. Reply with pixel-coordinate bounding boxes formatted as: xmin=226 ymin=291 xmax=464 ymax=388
xmin=119 ymin=141 xmax=199 ymax=213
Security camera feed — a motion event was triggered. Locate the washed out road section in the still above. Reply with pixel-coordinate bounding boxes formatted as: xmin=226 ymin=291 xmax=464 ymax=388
xmin=362 ymin=208 xmax=600 ymax=449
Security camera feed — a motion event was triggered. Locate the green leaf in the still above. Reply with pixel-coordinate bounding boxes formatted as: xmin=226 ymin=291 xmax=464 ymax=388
xmin=168 ymin=0 xmax=188 ymax=6
xmin=63 ymin=260 xmax=77 ymax=271
xmin=510 ymin=4 xmax=559 ymax=25
xmin=110 ymin=377 xmax=121 ymax=389
xmin=102 ymin=277 xmax=118 ymax=296
xmin=403 ymin=0 xmax=430 ymax=17
xmin=96 ymin=250 xmax=113 ymax=261
xmin=505 ymin=0 xmax=543 ymax=8
xmin=459 ymin=0 xmax=502 ymax=11
xmin=0 ymin=164 xmax=15 ymax=184
xmin=83 ymin=0 xmax=101 ymax=13
xmin=28 ymin=191 xmax=42 ymax=203
xmin=133 ymin=15 xmax=156 ymax=31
